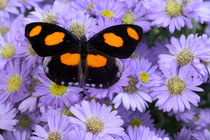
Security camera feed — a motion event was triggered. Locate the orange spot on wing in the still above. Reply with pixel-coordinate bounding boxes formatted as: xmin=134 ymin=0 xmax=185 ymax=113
xmin=60 ymin=53 xmax=80 ymax=66
xmin=127 ymin=27 xmax=139 ymax=40
xmin=103 ymin=33 xmax=123 ymax=48
xmin=87 ymin=54 xmax=107 ymax=68
xmin=45 ymin=32 xmax=65 ymax=46
xmin=29 ymin=25 xmax=42 ymax=37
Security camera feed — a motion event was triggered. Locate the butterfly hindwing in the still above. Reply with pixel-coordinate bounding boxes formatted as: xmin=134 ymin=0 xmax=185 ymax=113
xmin=25 ymin=22 xmax=79 ymax=57
xmin=84 ymin=50 xmax=123 ymax=88
xmin=88 ymin=24 xmax=143 ymax=59
xmin=43 ymin=51 xmax=81 ymax=87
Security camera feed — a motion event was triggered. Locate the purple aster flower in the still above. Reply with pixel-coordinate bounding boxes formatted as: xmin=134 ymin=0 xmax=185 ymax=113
xmin=192 ymin=129 xmax=210 ymax=140
xmin=133 ymin=41 xmax=150 ymax=59
xmin=2 ymin=129 xmax=30 ymax=140
xmin=122 ymin=125 xmax=170 ymax=140
xmin=145 ymin=38 xmax=169 ymax=64
xmin=112 ymin=58 xmax=153 ymax=112
xmin=74 ymin=0 xmax=95 ymax=14
xmin=0 ymin=0 xmax=21 ymax=22
xmin=151 ymin=61 xmax=203 ymax=113
xmin=147 ymin=0 xmax=200 ymax=33
xmin=93 ymin=0 xmax=127 ymax=19
xmin=131 ymin=57 xmax=162 ymax=88
xmin=193 ymin=1 xmax=210 ymax=23
xmin=25 ymin=0 xmax=71 ymax=24
xmin=120 ymin=0 xmax=138 ymax=9
xmin=68 ymin=126 xmax=87 ymax=140
xmin=33 ymin=71 xmax=82 ymax=109
xmin=31 ymin=113 xmax=73 ymax=140
xmin=195 ymin=108 xmax=210 ymax=130
xmin=69 ymin=100 xmax=124 ymax=139
xmin=0 ymin=19 xmax=12 ymax=37
xmin=0 ymin=135 xmax=3 ymax=140
xmin=60 ymin=10 xmax=96 ymax=40
xmin=0 ymin=34 xmax=22 ymax=69
xmin=16 ymin=110 xmax=41 ymax=132
xmin=169 ymin=107 xmax=197 ymax=126
xmin=173 ymin=127 xmax=192 ymax=140
xmin=121 ymin=1 xmax=151 ymax=32
xmin=0 ymin=59 xmax=30 ymax=104
xmin=158 ymin=34 xmax=210 ymax=82
xmin=18 ymin=0 xmax=44 ymax=13
xmin=205 ymin=23 xmax=210 ymax=36
xmin=0 ymin=102 xmax=18 ymax=131
xmin=117 ymin=105 xmax=154 ymax=128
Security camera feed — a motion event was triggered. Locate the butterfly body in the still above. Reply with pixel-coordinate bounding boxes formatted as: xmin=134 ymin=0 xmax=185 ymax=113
xmin=25 ymin=22 xmax=143 ymax=88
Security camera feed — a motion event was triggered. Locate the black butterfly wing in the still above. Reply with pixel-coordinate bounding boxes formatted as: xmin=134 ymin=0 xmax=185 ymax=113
xmin=43 ymin=51 xmax=82 ymax=87
xmin=84 ymin=50 xmax=123 ymax=89
xmin=88 ymin=24 xmax=143 ymax=59
xmin=25 ymin=22 xmax=79 ymax=57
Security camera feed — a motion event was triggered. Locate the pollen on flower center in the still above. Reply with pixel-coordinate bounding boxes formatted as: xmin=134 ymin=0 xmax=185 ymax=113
xmin=0 ymin=0 xmax=7 ymax=10
xmin=61 ymin=108 xmax=75 ymax=117
xmin=1 ymin=43 xmax=15 ymax=59
xmin=47 ymin=131 xmax=61 ymax=140
xmin=87 ymin=3 xmax=94 ymax=12
xmin=167 ymin=77 xmax=185 ymax=95
xmin=165 ymin=0 xmax=183 ymax=17
xmin=122 ymin=75 xmax=138 ymax=94
xmin=49 ymin=82 xmax=68 ymax=96
xmin=27 ymin=44 xmax=36 ymax=56
xmin=0 ymin=24 xmax=9 ymax=36
xmin=140 ymin=72 xmax=150 ymax=83
xmin=41 ymin=12 xmax=58 ymax=24
xmin=70 ymin=22 xmax=87 ymax=39
xmin=85 ymin=117 xmax=104 ymax=134
xmin=6 ymin=74 xmax=22 ymax=93
xmin=130 ymin=119 xmax=143 ymax=128
xmin=100 ymin=10 xmax=114 ymax=19
xmin=18 ymin=115 xmax=32 ymax=129
xmin=122 ymin=10 xmax=135 ymax=24
xmin=176 ymin=49 xmax=194 ymax=66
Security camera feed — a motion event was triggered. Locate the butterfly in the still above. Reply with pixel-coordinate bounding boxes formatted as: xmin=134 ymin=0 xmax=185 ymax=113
xmin=25 ymin=22 xmax=143 ymax=89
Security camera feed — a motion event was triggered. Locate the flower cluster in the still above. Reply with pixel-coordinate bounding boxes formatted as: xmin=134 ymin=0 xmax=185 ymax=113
xmin=0 ymin=0 xmax=210 ymax=139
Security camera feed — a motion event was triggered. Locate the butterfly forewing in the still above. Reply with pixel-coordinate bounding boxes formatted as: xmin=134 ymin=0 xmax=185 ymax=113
xmin=88 ymin=24 xmax=143 ymax=59
xmin=25 ymin=22 xmax=79 ymax=57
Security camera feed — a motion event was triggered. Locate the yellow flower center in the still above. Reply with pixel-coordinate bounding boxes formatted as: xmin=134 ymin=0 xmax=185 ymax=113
xmin=167 ymin=77 xmax=185 ymax=95
xmin=49 ymin=82 xmax=68 ymax=96
xmin=176 ymin=49 xmax=194 ymax=66
xmin=18 ymin=115 xmax=32 ymax=129
xmin=27 ymin=44 xmax=36 ymax=56
xmin=122 ymin=75 xmax=138 ymax=94
xmin=47 ymin=131 xmax=61 ymax=140
xmin=130 ymin=119 xmax=143 ymax=128
xmin=165 ymin=0 xmax=183 ymax=17
xmin=6 ymin=74 xmax=22 ymax=92
xmin=100 ymin=10 xmax=114 ymax=19
xmin=0 ymin=0 xmax=7 ymax=10
xmin=140 ymin=72 xmax=150 ymax=83
xmin=85 ymin=117 xmax=104 ymax=134
xmin=1 ymin=43 xmax=15 ymax=59
xmin=0 ymin=24 xmax=9 ymax=36
xmin=70 ymin=22 xmax=87 ymax=39
xmin=41 ymin=12 xmax=58 ymax=24
xmin=61 ymin=108 xmax=75 ymax=117
xmin=87 ymin=3 xmax=94 ymax=12
xmin=122 ymin=10 xmax=135 ymax=24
